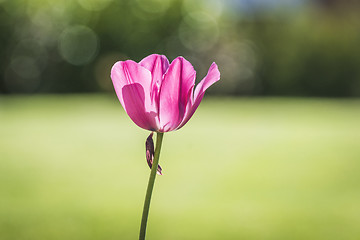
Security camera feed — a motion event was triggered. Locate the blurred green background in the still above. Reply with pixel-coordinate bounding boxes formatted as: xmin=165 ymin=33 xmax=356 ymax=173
xmin=1 ymin=0 xmax=360 ymax=239
xmin=1 ymin=96 xmax=360 ymax=240
xmin=1 ymin=0 xmax=360 ymax=96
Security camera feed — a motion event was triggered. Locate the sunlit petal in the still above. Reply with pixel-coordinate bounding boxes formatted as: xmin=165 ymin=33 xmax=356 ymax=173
xmin=158 ymin=57 xmax=196 ymax=132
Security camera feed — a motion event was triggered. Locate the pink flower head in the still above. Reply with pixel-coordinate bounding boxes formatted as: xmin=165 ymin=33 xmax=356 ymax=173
xmin=111 ymin=54 xmax=220 ymax=132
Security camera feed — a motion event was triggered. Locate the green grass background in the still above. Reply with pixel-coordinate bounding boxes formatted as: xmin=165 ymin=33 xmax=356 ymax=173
xmin=1 ymin=95 xmax=360 ymax=240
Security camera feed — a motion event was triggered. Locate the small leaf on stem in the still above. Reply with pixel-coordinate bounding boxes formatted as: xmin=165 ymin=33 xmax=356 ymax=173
xmin=146 ymin=132 xmax=163 ymax=175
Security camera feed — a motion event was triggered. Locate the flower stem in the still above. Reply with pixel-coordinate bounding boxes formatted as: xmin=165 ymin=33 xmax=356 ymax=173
xmin=139 ymin=132 xmax=164 ymax=240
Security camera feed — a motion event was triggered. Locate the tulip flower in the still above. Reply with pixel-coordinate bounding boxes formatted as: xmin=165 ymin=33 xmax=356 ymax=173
xmin=111 ymin=54 xmax=220 ymax=132
xmin=110 ymin=54 xmax=220 ymax=240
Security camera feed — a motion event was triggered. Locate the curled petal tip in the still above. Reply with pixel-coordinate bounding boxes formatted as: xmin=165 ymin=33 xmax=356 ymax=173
xmin=156 ymin=165 xmax=163 ymax=175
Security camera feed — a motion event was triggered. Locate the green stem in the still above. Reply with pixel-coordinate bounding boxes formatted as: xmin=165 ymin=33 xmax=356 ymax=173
xmin=139 ymin=132 xmax=164 ymax=240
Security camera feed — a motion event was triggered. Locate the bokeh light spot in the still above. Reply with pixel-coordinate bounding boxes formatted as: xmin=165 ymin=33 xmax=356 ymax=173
xmin=77 ymin=0 xmax=113 ymax=11
xmin=58 ymin=25 xmax=99 ymax=66
xmin=182 ymin=0 xmax=224 ymax=17
xmin=10 ymin=56 xmax=41 ymax=79
xmin=135 ymin=0 xmax=171 ymax=14
xmin=179 ymin=12 xmax=219 ymax=52
xmin=12 ymin=39 xmax=48 ymax=70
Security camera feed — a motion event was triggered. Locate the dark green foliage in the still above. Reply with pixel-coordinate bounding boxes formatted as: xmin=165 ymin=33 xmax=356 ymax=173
xmin=0 ymin=0 xmax=359 ymax=96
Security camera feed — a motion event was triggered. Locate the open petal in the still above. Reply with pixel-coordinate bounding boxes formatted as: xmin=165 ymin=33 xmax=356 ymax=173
xmin=111 ymin=60 xmax=159 ymax=131
xmin=177 ymin=62 xmax=220 ymax=129
xmin=139 ymin=54 xmax=170 ymax=107
xmin=140 ymin=54 xmax=169 ymax=87
xmin=158 ymin=57 xmax=196 ymax=132
xmin=193 ymin=63 xmax=220 ymax=100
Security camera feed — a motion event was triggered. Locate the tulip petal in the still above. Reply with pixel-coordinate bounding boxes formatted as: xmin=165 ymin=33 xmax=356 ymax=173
xmin=177 ymin=62 xmax=220 ymax=129
xmin=158 ymin=57 xmax=196 ymax=132
xmin=139 ymin=54 xmax=170 ymax=111
xmin=140 ymin=54 xmax=169 ymax=87
xmin=111 ymin=60 xmax=159 ymax=131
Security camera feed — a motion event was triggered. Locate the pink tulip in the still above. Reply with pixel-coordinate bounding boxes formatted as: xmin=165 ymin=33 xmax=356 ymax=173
xmin=111 ymin=54 xmax=220 ymax=132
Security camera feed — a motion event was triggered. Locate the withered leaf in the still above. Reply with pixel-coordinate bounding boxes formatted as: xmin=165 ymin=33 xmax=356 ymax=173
xmin=146 ymin=132 xmax=163 ymax=175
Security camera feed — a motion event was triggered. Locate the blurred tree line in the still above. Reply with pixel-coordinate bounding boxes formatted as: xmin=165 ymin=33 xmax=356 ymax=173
xmin=0 ymin=0 xmax=359 ymax=97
